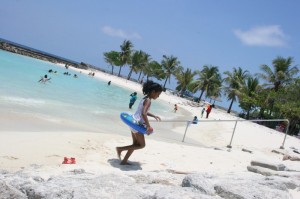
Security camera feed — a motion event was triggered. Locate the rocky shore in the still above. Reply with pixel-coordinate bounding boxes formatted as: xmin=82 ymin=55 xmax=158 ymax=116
xmin=0 ymin=38 xmax=88 ymax=70
xmin=1 ymin=158 xmax=299 ymax=199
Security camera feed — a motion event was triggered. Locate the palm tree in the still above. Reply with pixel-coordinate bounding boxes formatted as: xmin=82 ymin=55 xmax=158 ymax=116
xmin=143 ymin=60 xmax=164 ymax=81
xmin=190 ymin=65 xmax=221 ymax=103
xmin=274 ymin=77 xmax=300 ymax=135
xmin=258 ymin=56 xmax=299 ymax=115
xmin=206 ymin=76 xmax=223 ymax=104
xmin=161 ymin=55 xmax=180 ymax=89
xmin=137 ymin=52 xmax=151 ymax=82
xmin=238 ymin=76 xmax=261 ymax=119
xmin=127 ymin=50 xmax=143 ymax=80
xmin=103 ymin=51 xmax=120 ymax=75
xmin=175 ymin=68 xmax=196 ymax=97
xmin=223 ymin=67 xmax=249 ymax=113
xmin=258 ymin=56 xmax=298 ymax=91
xmin=118 ymin=40 xmax=133 ymax=77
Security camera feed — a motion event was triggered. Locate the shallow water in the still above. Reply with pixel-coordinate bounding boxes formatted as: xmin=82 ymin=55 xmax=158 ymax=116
xmin=0 ymin=50 xmax=191 ymax=135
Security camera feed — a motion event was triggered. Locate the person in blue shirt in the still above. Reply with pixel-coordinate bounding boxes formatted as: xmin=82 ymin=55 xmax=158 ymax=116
xmin=201 ymin=107 xmax=205 ymax=118
xmin=129 ymin=92 xmax=137 ymax=109
xmin=192 ymin=116 xmax=198 ymax=124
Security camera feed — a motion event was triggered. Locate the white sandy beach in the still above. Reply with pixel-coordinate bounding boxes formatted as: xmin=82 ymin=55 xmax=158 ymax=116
xmin=1 ymin=65 xmax=300 ymax=198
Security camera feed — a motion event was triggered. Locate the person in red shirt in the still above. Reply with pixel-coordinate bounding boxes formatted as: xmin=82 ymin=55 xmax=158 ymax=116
xmin=206 ymin=105 xmax=212 ymax=118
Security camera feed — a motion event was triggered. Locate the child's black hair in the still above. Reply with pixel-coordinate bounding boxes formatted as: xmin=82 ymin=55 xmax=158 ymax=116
xmin=142 ymin=80 xmax=163 ymax=95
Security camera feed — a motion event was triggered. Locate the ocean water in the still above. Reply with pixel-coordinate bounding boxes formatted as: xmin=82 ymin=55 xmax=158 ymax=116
xmin=0 ymin=50 xmax=186 ymax=134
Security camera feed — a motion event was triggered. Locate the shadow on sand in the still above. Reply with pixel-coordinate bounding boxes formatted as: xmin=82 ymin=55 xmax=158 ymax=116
xmin=108 ymin=158 xmax=142 ymax=171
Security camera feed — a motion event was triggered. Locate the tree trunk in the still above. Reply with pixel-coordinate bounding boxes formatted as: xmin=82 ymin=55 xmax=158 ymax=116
xmin=127 ymin=68 xmax=134 ymax=80
xmin=180 ymin=89 xmax=186 ymax=97
xmin=163 ymin=77 xmax=169 ymax=89
xmin=259 ymin=108 xmax=265 ymax=119
xmin=227 ymin=98 xmax=234 ymax=113
xmin=138 ymin=71 xmax=142 ymax=81
xmin=197 ymin=89 xmax=205 ymax=103
xmin=246 ymin=110 xmax=250 ymax=120
xmin=118 ymin=66 xmax=122 ymax=77
xmin=269 ymin=103 xmax=274 ymax=116
xmin=111 ymin=65 xmax=114 ymax=75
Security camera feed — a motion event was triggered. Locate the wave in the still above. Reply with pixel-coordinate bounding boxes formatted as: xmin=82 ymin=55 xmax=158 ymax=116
xmin=1 ymin=96 xmax=45 ymax=107
xmin=91 ymin=110 xmax=106 ymax=115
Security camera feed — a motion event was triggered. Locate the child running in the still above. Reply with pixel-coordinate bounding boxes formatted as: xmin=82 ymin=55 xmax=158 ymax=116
xmin=116 ymin=80 xmax=162 ymax=165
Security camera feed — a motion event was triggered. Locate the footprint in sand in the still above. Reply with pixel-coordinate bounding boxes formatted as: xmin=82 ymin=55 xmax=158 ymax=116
xmin=1 ymin=156 xmax=18 ymax=160
xmin=46 ymin=154 xmax=61 ymax=157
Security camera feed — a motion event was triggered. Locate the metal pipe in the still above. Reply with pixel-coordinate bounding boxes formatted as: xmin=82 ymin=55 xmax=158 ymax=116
xmin=227 ymin=120 xmax=238 ymax=148
xmin=182 ymin=121 xmax=190 ymax=142
xmin=280 ymin=120 xmax=290 ymax=149
xmin=151 ymin=119 xmax=289 ymax=123
xmin=152 ymin=118 xmax=290 ymax=149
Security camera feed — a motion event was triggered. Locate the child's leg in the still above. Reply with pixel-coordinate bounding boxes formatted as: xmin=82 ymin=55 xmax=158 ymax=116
xmin=119 ymin=132 xmax=145 ymax=165
xmin=116 ymin=132 xmax=136 ymax=159
xmin=116 ymin=131 xmax=142 ymax=160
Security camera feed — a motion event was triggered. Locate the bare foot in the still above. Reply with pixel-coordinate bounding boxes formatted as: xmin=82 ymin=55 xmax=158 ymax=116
xmin=116 ymin=147 xmax=121 ymax=160
xmin=120 ymin=161 xmax=132 ymax=165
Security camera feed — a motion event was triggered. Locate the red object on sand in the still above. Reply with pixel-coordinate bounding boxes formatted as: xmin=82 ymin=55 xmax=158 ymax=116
xmin=62 ymin=157 xmax=76 ymax=164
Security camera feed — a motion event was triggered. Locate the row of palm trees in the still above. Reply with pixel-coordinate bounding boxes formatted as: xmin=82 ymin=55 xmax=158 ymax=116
xmin=103 ymin=40 xmax=299 ymax=134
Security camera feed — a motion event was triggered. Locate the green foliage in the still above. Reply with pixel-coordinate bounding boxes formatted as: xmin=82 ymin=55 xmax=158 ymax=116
xmin=142 ymin=61 xmax=164 ymax=80
xmin=258 ymin=56 xmax=298 ymax=91
xmin=273 ymin=78 xmax=300 ymax=119
xmin=223 ymin=67 xmax=249 ymax=113
xmin=175 ymin=68 xmax=195 ymax=95
xmin=103 ymin=51 xmax=121 ymax=74
xmin=118 ymin=40 xmax=133 ymax=77
xmin=189 ymin=65 xmax=222 ymax=102
xmin=238 ymin=76 xmax=260 ymax=119
xmin=161 ymin=55 xmax=180 ymax=89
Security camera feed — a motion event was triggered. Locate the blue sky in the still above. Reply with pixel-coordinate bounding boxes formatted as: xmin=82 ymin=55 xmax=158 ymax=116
xmin=1 ymin=0 xmax=299 ymax=111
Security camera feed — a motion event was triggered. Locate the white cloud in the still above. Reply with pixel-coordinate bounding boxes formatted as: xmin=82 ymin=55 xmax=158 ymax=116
xmin=233 ymin=25 xmax=287 ymax=47
xmin=101 ymin=26 xmax=142 ymax=40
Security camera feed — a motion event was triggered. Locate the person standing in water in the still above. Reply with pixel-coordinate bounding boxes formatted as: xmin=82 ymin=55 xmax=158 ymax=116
xmin=129 ymin=92 xmax=137 ymax=109
xmin=174 ymin=104 xmax=178 ymax=113
xmin=116 ymin=80 xmax=162 ymax=165
xmin=38 ymin=75 xmax=51 ymax=83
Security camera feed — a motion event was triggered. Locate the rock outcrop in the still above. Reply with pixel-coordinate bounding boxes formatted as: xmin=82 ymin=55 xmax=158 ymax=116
xmin=0 ymin=40 xmax=88 ymax=70
xmin=0 ymin=165 xmax=299 ymax=199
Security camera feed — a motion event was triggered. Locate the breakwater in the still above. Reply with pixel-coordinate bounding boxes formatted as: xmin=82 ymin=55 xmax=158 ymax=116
xmin=0 ymin=38 xmax=88 ymax=70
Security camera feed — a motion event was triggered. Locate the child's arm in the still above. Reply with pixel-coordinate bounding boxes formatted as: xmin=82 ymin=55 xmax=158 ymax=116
xmin=147 ymin=112 xmax=161 ymax=121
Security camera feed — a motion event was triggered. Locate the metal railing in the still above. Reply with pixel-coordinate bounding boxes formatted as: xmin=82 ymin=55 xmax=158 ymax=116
xmin=153 ymin=118 xmax=290 ymax=149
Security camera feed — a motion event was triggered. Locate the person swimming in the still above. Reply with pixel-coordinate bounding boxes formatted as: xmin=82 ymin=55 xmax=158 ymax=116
xmin=38 ymin=75 xmax=51 ymax=83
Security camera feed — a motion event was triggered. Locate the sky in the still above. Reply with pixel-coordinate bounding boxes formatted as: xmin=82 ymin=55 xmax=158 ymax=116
xmin=1 ymin=0 xmax=300 ymax=111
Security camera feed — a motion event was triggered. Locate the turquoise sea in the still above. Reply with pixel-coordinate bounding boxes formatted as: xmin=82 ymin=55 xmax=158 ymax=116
xmin=0 ymin=50 xmax=188 ymax=136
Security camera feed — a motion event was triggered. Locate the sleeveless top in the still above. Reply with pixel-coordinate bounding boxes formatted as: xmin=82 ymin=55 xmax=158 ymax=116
xmin=133 ymin=97 xmax=150 ymax=124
